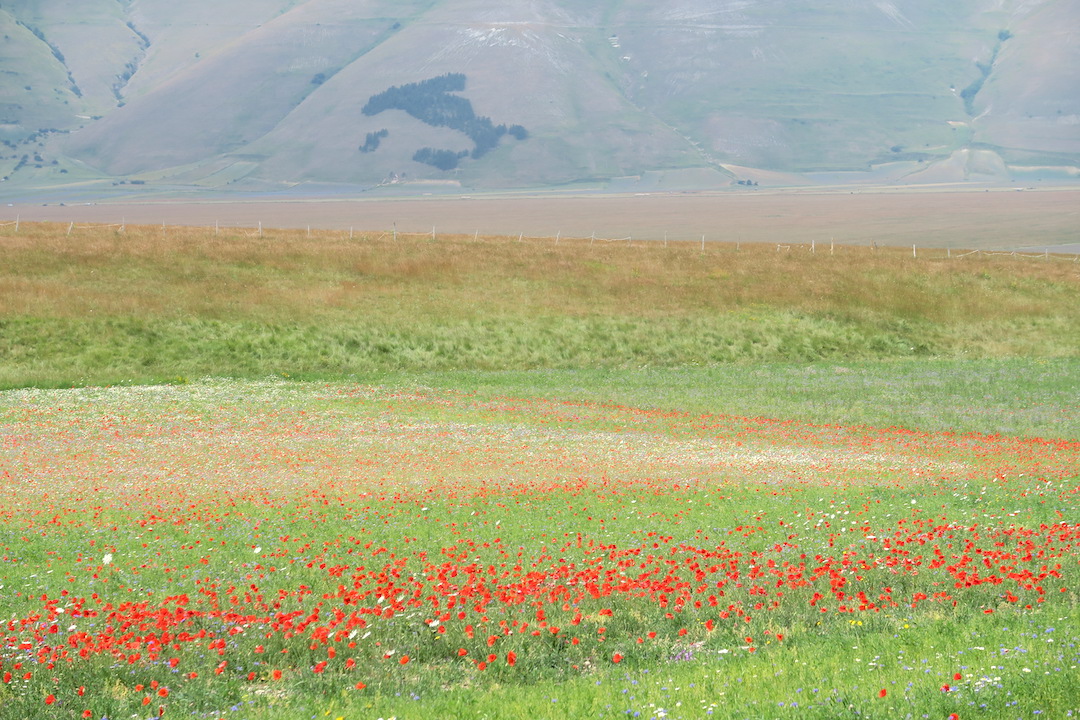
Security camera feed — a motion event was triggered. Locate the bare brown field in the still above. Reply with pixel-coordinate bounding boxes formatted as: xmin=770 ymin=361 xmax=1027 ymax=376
xmin=8 ymin=187 xmax=1080 ymax=251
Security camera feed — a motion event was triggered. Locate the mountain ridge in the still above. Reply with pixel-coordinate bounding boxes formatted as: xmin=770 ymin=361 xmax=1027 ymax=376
xmin=2 ymin=0 xmax=1077 ymax=193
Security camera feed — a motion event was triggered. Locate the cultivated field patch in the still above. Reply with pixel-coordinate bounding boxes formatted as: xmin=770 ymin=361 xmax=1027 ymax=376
xmin=10 ymin=187 xmax=1080 ymax=249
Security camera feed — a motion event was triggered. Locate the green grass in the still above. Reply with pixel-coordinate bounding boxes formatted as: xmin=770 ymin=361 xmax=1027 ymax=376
xmin=251 ymin=615 xmax=1078 ymax=720
xmin=0 ymin=312 xmax=944 ymax=388
xmin=379 ymin=358 xmax=1080 ymax=439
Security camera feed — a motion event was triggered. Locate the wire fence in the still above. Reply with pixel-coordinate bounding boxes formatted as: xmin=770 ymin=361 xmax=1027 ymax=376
xmin=3 ymin=218 xmax=1079 ymax=262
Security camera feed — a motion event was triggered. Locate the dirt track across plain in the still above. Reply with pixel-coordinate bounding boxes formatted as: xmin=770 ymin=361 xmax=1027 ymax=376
xmin=7 ymin=187 xmax=1079 ymax=250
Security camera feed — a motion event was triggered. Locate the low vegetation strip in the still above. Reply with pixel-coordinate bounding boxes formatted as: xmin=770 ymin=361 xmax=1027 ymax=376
xmin=1 ymin=222 xmax=1078 ymax=388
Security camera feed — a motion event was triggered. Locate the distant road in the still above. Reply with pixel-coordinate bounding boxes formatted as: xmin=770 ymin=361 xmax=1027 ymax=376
xmin=7 ymin=187 xmax=1079 ymax=250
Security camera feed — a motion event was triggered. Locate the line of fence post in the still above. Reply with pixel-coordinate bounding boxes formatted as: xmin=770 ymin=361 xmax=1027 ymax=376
xmin=30 ymin=222 xmax=1077 ymax=262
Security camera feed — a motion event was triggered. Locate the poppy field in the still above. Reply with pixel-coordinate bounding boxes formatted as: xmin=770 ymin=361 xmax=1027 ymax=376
xmin=1 ymin=377 xmax=1077 ymax=720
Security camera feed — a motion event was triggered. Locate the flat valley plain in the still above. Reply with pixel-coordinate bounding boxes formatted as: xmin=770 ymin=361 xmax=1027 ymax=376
xmin=10 ymin=186 xmax=1080 ymax=251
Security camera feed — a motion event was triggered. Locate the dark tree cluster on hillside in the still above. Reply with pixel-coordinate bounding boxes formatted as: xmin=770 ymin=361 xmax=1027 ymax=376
xmin=361 ymin=73 xmax=526 ymax=170
xmin=413 ymin=147 xmax=468 ymax=171
xmin=360 ymin=129 xmax=388 ymax=153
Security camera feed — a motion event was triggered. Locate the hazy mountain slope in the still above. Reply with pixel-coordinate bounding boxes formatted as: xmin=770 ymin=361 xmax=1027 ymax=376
xmin=118 ymin=1 xmax=304 ymax=99
xmin=2 ymin=0 xmax=1075 ymax=190
xmin=66 ymin=0 xmax=441 ymax=176
xmin=247 ymin=0 xmax=702 ymax=187
xmin=1 ymin=0 xmax=141 ymax=117
xmin=973 ymin=0 xmax=1080 ymax=164
xmin=0 ymin=6 xmax=85 ymax=130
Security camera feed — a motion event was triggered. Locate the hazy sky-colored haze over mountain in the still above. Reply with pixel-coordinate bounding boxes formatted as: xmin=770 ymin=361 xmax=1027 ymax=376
xmin=2 ymin=0 xmax=1078 ymax=194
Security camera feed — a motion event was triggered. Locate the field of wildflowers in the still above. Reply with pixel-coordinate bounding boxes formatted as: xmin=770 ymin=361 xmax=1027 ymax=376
xmin=1 ymin=378 xmax=1077 ymax=719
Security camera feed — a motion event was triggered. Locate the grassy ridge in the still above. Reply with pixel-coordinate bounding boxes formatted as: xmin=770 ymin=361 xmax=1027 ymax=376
xmin=2 ymin=222 xmax=1078 ymax=387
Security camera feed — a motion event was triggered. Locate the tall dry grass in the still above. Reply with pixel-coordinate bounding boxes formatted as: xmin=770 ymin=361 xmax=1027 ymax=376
xmin=4 ymin=221 xmax=1076 ymax=320
xmin=1 ymin=221 xmax=1078 ymax=385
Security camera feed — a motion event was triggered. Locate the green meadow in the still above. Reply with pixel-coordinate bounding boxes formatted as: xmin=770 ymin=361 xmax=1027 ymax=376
xmin=0 ymin=223 xmax=1077 ymax=720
